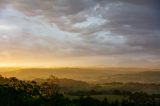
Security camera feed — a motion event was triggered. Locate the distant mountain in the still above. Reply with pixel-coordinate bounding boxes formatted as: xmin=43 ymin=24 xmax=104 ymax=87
xmin=0 ymin=68 xmax=129 ymax=81
xmin=101 ymin=71 xmax=160 ymax=83
xmin=0 ymin=67 xmax=20 ymax=72
xmin=0 ymin=68 xmax=160 ymax=83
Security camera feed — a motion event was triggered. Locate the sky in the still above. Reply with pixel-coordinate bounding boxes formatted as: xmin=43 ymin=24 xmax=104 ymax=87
xmin=0 ymin=0 xmax=160 ymax=68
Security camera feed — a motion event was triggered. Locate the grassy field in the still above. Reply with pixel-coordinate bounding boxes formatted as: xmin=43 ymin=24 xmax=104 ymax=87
xmin=65 ymin=94 xmax=129 ymax=102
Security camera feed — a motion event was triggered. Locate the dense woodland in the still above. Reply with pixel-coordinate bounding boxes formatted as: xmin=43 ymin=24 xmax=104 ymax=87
xmin=0 ymin=75 xmax=160 ymax=106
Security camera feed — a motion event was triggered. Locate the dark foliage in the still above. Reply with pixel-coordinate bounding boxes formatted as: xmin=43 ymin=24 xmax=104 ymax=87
xmin=0 ymin=75 xmax=160 ymax=106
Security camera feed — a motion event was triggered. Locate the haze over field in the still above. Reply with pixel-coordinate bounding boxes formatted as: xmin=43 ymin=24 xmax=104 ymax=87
xmin=0 ymin=0 xmax=160 ymax=68
xmin=0 ymin=67 xmax=159 ymax=84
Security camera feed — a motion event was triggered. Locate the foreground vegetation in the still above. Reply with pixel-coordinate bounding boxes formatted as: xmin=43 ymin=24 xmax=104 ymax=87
xmin=0 ymin=75 xmax=160 ymax=106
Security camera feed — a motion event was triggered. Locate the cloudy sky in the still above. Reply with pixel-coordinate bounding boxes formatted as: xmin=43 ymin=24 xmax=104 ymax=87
xmin=0 ymin=0 xmax=160 ymax=67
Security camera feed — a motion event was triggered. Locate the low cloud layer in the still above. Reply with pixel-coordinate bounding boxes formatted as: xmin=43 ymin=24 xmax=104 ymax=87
xmin=0 ymin=0 xmax=160 ymax=67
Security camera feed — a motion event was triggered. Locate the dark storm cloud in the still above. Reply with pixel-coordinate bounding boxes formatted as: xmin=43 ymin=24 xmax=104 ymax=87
xmin=76 ymin=0 xmax=160 ymax=56
xmin=12 ymin=0 xmax=160 ymax=54
xmin=12 ymin=0 xmax=95 ymax=16
xmin=0 ymin=0 xmax=8 ymax=9
xmin=101 ymin=0 xmax=160 ymax=55
xmin=1 ymin=0 xmax=160 ymax=66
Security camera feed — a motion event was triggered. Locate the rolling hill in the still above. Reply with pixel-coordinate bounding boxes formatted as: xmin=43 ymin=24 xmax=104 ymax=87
xmin=0 ymin=67 xmax=160 ymax=83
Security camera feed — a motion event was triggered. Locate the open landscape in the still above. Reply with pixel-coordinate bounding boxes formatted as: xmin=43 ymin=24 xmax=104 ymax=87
xmin=0 ymin=67 xmax=160 ymax=106
xmin=0 ymin=0 xmax=160 ymax=106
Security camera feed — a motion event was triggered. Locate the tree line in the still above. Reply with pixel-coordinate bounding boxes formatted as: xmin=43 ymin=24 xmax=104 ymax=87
xmin=0 ymin=75 xmax=160 ymax=106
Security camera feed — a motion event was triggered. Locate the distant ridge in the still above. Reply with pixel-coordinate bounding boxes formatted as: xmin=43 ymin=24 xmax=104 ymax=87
xmin=0 ymin=68 xmax=160 ymax=83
